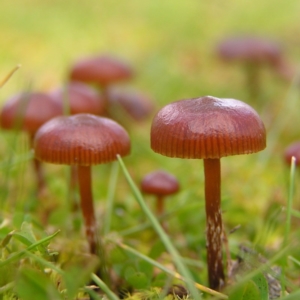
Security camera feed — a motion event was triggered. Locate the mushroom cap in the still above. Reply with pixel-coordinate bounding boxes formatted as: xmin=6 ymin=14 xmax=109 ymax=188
xmin=284 ymin=141 xmax=300 ymax=166
xmin=141 ymin=170 xmax=179 ymax=196
xmin=108 ymin=88 xmax=155 ymax=121
xmin=69 ymin=55 xmax=133 ymax=86
xmin=34 ymin=113 xmax=130 ymax=166
xmin=0 ymin=92 xmax=63 ymax=133
xmin=50 ymin=82 xmax=104 ymax=115
xmin=151 ymin=96 xmax=266 ymax=159
xmin=217 ymin=36 xmax=283 ymax=67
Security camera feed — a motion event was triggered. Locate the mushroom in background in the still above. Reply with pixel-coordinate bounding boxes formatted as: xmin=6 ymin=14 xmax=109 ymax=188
xmin=216 ymin=36 xmax=295 ymax=101
xmin=0 ymin=92 xmax=63 ymax=196
xmin=284 ymin=141 xmax=300 ymax=166
xmin=34 ymin=113 xmax=131 ymax=283
xmin=69 ymin=54 xmax=134 ymax=112
xmin=107 ymin=87 xmax=155 ymax=124
xmin=151 ymin=95 xmax=266 ymax=290
xmin=50 ymin=81 xmax=105 ymax=116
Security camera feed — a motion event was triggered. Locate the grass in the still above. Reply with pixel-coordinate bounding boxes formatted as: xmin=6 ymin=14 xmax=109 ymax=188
xmin=1 ymin=0 xmax=300 ymax=299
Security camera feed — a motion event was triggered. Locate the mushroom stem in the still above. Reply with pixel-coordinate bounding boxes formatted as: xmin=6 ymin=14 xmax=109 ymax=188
xmin=203 ymin=158 xmax=225 ymax=290
xmin=77 ymin=165 xmax=110 ymax=284
xmin=77 ymin=165 xmax=98 ymax=254
xmin=156 ymin=195 xmax=164 ymax=215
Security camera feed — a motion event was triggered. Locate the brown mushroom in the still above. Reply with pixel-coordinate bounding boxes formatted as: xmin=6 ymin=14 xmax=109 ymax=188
xmin=0 ymin=92 xmax=63 ymax=195
xmin=141 ymin=170 xmax=179 ymax=215
xmin=34 ymin=113 xmax=130 ymax=281
xmin=150 ymin=96 xmax=266 ymax=290
xmin=108 ymin=87 xmax=155 ymax=122
xmin=284 ymin=141 xmax=300 ymax=166
xmin=69 ymin=54 xmax=134 ymax=111
xmin=50 ymin=81 xmax=105 ymax=115
xmin=217 ymin=36 xmax=294 ymax=100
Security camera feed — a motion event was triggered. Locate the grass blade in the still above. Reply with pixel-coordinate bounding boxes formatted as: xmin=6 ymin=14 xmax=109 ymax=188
xmin=91 ymin=273 xmax=120 ymax=300
xmin=117 ymin=155 xmax=201 ymax=299
xmin=0 ymin=230 xmax=60 ymax=268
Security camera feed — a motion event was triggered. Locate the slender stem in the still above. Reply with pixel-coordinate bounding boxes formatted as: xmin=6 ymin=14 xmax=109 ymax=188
xmin=203 ymin=158 xmax=225 ymax=290
xmin=77 ymin=165 xmax=98 ymax=254
xmin=77 ymin=165 xmax=110 ymax=285
xmin=156 ymin=195 xmax=164 ymax=215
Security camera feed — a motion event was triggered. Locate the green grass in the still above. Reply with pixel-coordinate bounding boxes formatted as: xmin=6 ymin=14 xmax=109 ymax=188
xmin=1 ymin=0 xmax=300 ymax=299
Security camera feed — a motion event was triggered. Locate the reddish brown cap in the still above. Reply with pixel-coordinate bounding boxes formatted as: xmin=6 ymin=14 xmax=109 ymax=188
xmin=108 ymin=88 xmax=154 ymax=121
xmin=217 ymin=36 xmax=283 ymax=66
xmin=0 ymin=92 xmax=63 ymax=133
xmin=69 ymin=55 xmax=133 ymax=86
xmin=34 ymin=113 xmax=130 ymax=166
xmin=151 ymin=96 xmax=266 ymax=159
xmin=141 ymin=170 xmax=179 ymax=196
xmin=284 ymin=141 xmax=300 ymax=166
xmin=50 ymin=82 xmax=104 ymax=115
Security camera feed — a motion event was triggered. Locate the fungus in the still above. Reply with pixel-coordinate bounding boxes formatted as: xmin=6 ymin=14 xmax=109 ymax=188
xmin=34 ymin=113 xmax=130 ymax=256
xmin=0 ymin=92 xmax=62 ymax=195
xmin=50 ymin=81 xmax=105 ymax=115
xmin=69 ymin=54 xmax=133 ymax=111
xmin=150 ymin=96 xmax=266 ymax=290
xmin=141 ymin=170 xmax=179 ymax=229
xmin=108 ymin=87 xmax=155 ymax=122
xmin=217 ymin=36 xmax=294 ymax=100
xmin=284 ymin=141 xmax=300 ymax=166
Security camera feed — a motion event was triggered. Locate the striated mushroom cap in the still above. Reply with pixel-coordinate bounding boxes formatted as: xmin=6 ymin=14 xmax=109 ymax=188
xmin=34 ymin=113 xmax=130 ymax=166
xmin=151 ymin=96 xmax=266 ymax=159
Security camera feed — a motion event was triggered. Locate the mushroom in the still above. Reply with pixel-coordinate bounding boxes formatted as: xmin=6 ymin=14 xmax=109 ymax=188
xmin=217 ymin=36 xmax=295 ymax=100
xmin=284 ymin=141 xmax=300 ymax=166
xmin=50 ymin=81 xmax=105 ymax=116
xmin=34 ymin=113 xmax=131 ymax=260
xmin=150 ymin=96 xmax=266 ymax=290
xmin=141 ymin=170 xmax=179 ymax=215
xmin=107 ymin=87 xmax=155 ymax=123
xmin=69 ymin=54 xmax=134 ymax=112
xmin=0 ymin=92 xmax=63 ymax=196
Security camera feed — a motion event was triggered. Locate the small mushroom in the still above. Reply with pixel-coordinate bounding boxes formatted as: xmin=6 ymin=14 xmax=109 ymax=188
xmin=69 ymin=54 xmax=134 ymax=111
xmin=217 ymin=36 xmax=294 ymax=100
xmin=151 ymin=96 xmax=266 ymax=290
xmin=284 ymin=141 xmax=300 ymax=166
xmin=34 ymin=113 xmax=130 ymax=282
xmin=108 ymin=87 xmax=155 ymax=123
xmin=141 ymin=169 xmax=179 ymax=218
xmin=50 ymin=81 xmax=105 ymax=115
xmin=0 ymin=92 xmax=63 ymax=195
